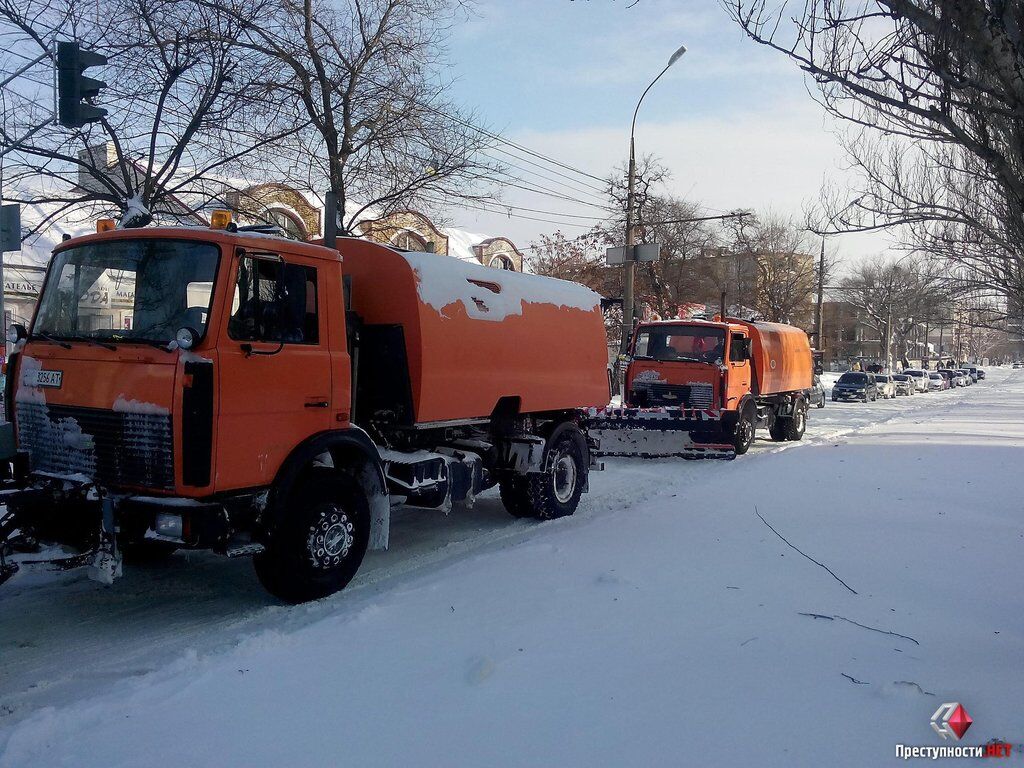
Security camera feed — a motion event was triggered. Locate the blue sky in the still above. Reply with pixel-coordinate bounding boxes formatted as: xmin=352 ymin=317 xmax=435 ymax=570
xmin=439 ymin=0 xmax=891 ymax=262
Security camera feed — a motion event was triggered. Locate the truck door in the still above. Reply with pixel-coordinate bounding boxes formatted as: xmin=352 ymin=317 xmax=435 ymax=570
xmin=215 ymin=250 xmax=333 ymax=491
xmin=726 ymin=332 xmax=752 ymax=409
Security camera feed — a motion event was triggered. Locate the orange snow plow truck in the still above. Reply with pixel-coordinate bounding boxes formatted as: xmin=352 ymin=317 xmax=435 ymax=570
xmin=588 ymin=318 xmax=813 ymax=458
xmin=0 ymin=221 xmax=610 ymax=601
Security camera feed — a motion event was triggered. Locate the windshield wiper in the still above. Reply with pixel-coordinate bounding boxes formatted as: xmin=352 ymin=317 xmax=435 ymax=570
xmin=63 ymin=335 xmax=117 ymax=351
xmin=30 ymin=333 xmax=71 ymax=350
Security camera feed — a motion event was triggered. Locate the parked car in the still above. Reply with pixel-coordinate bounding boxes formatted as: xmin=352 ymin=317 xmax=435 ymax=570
xmin=976 ymin=368 xmax=986 ymax=380
xmin=1013 ymin=362 xmax=1023 ymax=369
xmin=956 ymin=369 xmax=975 ymax=385
xmin=874 ymin=373 xmax=897 ymax=399
xmin=929 ymin=372 xmax=948 ymax=391
xmin=903 ymin=369 xmax=930 ymax=393
xmin=832 ymin=371 xmax=879 ymax=402
xmin=940 ymin=368 xmax=967 ymax=387
xmin=805 ymin=374 xmax=826 ymax=408
xmin=892 ymin=374 xmax=914 ymax=396
xmin=962 ymin=365 xmax=981 ymax=382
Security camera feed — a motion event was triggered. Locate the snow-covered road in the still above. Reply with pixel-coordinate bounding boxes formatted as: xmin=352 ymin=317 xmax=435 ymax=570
xmin=1 ymin=369 xmax=1021 ymax=767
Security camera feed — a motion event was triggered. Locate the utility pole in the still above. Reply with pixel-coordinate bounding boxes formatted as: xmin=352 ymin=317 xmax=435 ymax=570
xmin=815 ymin=237 xmax=825 ymax=350
xmin=885 ymin=300 xmax=893 ymax=372
xmin=620 ymin=137 xmax=637 ymax=355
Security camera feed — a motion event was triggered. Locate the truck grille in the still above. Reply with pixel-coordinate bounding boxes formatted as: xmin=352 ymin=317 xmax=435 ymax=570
xmin=15 ymin=402 xmax=174 ymax=490
xmin=632 ymin=382 xmax=714 ymax=409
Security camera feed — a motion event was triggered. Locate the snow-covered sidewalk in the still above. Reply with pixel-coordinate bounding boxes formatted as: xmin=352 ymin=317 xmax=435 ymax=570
xmin=1 ymin=371 xmax=1022 ymax=767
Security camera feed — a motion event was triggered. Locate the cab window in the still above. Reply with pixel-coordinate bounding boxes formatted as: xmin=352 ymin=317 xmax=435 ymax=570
xmin=228 ymin=255 xmax=319 ymax=344
xmin=728 ymin=333 xmax=747 ymax=362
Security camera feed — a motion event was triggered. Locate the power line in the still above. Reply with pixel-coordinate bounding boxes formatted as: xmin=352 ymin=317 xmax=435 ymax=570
xmin=483 ymin=145 xmax=608 ymax=196
xmin=425 ymin=197 xmax=596 ymax=230
xmin=438 ymin=196 xmax=608 ymax=222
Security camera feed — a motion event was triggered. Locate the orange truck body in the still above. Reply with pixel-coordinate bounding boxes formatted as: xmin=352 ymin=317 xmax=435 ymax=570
xmin=737 ymin=319 xmax=814 ymax=397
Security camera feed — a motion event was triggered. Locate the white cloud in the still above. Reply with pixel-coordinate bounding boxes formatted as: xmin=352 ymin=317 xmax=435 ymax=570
xmin=444 ymin=96 xmax=895 ymax=264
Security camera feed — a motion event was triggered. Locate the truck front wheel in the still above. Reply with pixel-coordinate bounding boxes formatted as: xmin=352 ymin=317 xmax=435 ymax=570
xmin=733 ymin=410 xmax=755 ymax=455
xmin=254 ymin=471 xmax=370 ymax=603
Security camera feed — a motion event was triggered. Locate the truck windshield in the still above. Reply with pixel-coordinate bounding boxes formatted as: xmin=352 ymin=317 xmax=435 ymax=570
xmin=33 ymin=239 xmax=219 ymax=345
xmin=634 ymin=326 xmax=726 ymax=362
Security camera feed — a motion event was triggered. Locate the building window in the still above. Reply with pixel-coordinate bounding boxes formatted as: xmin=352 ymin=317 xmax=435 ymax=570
xmin=391 ymin=230 xmax=429 ymax=252
xmin=268 ymin=209 xmax=306 ymax=240
xmin=488 ymin=253 xmax=515 ymax=271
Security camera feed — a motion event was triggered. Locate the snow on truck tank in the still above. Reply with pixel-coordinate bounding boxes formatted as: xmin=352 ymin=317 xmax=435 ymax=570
xmin=339 ymin=239 xmax=610 ymax=424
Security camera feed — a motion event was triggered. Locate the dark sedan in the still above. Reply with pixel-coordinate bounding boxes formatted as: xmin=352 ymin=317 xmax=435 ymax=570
xmin=831 ymin=371 xmax=879 ymax=402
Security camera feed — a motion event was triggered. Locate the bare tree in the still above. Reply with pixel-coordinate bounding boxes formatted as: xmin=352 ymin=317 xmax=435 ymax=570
xmin=725 ymin=213 xmax=825 ymax=325
xmin=725 ymin=1 xmax=1024 ymax=326
xmin=219 ymin=0 xmax=500 ymax=234
xmin=603 ymin=156 xmax=726 ymax=319
xmin=0 ymin=0 xmax=292 ymax=231
xmin=837 ymin=255 xmax=947 ymax=368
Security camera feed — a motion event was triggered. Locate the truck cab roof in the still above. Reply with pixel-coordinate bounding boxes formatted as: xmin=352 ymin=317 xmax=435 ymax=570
xmin=54 ymin=225 xmax=344 ymax=263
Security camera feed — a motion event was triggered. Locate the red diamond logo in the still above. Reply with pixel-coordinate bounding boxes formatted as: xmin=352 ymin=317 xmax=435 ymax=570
xmin=946 ymin=704 xmax=972 ymax=740
xmin=931 ymin=702 xmax=973 ymax=741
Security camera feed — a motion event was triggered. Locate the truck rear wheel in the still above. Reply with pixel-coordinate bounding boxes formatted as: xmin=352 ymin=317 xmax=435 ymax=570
xmin=524 ymin=429 xmax=587 ymax=520
xmin=254 ymin=471 xmax=370 ymax=603
xmin=784 ymin=403 xmax=807 ymax=441
xmin=499 ymin=477 xmax=534 ymax=519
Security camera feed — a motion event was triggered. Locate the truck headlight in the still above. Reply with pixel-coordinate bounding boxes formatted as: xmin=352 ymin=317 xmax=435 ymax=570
xmin=175 ymin=326 xmax=199 ymax=350
xmin=154 ymin=513 xmax=184 ymax=539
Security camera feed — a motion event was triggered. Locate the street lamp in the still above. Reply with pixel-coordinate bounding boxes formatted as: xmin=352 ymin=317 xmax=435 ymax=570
xmin=619 ymin=44 xmax=687 ymax=355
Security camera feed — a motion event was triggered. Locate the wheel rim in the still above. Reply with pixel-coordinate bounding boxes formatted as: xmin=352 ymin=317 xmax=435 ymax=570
xmin=307 ymin=505 xmax=355 ymax=569
xmin=738 ymin=418 xmax=753 ymax=448
xmin=795 ymin=409 xmax=805 ymax=432
xmin=552 ymin=452 xmax=577 ymax=504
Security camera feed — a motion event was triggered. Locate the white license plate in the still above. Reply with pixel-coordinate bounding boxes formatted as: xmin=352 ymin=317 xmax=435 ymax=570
xmin=25 ymin=369 xmax=63 ymax=388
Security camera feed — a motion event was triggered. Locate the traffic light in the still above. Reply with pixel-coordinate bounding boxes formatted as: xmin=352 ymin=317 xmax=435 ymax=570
xmin=57 ymin=41 xmax=108 ymax=128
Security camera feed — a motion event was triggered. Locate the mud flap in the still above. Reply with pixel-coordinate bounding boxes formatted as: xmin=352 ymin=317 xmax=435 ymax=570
xmin=582 ymin=407 xmax=737 ymax=460
xmin=87 ymin=496 xmax=122 ymax=585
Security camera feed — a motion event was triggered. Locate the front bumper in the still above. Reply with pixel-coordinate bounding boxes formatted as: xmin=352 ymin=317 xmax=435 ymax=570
xmin=0 ymin=468 xmax=258 ymax=588
xmin=832 ymin=389 xmax=867 ymax=400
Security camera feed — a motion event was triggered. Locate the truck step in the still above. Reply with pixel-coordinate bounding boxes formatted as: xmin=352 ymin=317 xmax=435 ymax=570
xmin=225 ymin=542 xmax=266 ymax=559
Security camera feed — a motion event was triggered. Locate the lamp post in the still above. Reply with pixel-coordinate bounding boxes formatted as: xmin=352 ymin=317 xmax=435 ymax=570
xmin=619 ymin=44 xmax=686 ymax=355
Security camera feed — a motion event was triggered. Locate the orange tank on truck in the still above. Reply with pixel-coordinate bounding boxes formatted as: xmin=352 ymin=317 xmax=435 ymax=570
xmin=0 ymin=218 xmax=610 ymax=602
xmin=339 ymin=238 xmax=609 ymax=424
xmin=618 ymin=317 xmax=814 ymax=457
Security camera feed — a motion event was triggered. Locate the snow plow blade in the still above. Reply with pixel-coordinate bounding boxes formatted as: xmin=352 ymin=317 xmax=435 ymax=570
xmin=583 ymin=407 xmax=737 ymax=460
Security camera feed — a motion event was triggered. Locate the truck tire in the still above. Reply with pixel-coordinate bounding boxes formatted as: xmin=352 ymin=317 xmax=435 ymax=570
xmin=524 ymin=429 xmax=587 ymax=520
xmin=768 ymin=414 xmax=787 ymax=442
xmin=733 ymin=409 xmax=755 ymax=455
xmin=784 ymin=403 xmax=807 ymax=441
xmin=499 ymin=477 xmax=534 ymax=519
xmin=254 ymin=471 xmax=370 ymax=603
